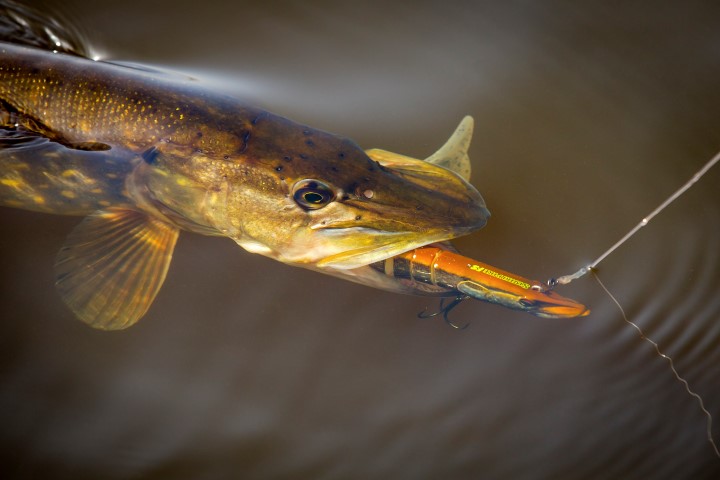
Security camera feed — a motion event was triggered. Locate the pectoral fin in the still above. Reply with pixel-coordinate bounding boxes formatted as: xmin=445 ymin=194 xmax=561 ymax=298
xmin=365 ymin=116 xmax=474 ymax=181
xmin=54 ymin=208 xmax=179 ymax=330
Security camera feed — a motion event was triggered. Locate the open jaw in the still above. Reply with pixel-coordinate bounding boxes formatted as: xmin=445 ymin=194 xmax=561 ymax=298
xmin=308 ymin=196 xmax=490 ymax=270
xmin=313 ymin=226 xmax=469 ymax=270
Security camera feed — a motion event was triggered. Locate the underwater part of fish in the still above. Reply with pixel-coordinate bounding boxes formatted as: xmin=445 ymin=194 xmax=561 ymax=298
xmin=0 ymin=21 xmax=489 ymax=330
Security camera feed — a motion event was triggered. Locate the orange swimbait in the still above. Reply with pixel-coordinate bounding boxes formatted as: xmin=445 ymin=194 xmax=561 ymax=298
xmin=372 ymin=246 xmax=590 ymax=319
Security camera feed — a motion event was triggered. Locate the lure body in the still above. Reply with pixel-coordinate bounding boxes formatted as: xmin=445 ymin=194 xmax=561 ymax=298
xmin=372 ymin=246 xmax=589 ymax=318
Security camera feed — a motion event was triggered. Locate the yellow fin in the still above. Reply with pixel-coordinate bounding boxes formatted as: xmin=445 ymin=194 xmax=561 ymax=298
xmin=54 ymin=208 xmax=179 ymax=330
xmin=364 ymin=148 xmax=421 ymax=168
xmin=424 ymin=115 xmax=473 ymax=181
xmin=365 ymin=116 xmax=474 ymax=181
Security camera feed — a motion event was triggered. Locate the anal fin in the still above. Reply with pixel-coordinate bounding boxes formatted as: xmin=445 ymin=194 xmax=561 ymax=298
xmin=55 ymin=208 xmax=179 ymax=330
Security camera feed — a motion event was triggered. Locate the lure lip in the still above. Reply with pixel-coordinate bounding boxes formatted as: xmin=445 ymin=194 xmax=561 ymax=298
xmin=520 ymin=282 xmax=591 ymax=318
xmin=522 ymin=290 xmax=591 ymax=319
xmin=456 ymin=279 xmax=591 ymax=319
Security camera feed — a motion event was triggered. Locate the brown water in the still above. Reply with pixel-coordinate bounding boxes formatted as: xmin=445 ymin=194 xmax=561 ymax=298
xmin=3 ymin=1 xmax=720 ymax=478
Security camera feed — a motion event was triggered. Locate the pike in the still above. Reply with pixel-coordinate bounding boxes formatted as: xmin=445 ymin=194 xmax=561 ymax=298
xmin=0 ymin=41 xmax=490 ymax=329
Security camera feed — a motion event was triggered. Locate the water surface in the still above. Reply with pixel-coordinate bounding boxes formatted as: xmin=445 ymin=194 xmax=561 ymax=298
xmin=3 ymin=1 xmax=720 ymax=478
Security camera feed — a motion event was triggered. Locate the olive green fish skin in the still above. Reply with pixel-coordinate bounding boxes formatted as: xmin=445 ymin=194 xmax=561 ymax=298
xmin=0 ymin=41 xmax=488 ymax=271
xmin=0 ymin=43 xmax=251 ymax=153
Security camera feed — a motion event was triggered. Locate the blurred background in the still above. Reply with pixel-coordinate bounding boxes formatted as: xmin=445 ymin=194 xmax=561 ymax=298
xmin=2 ymin=1 xmax=720 ymax=478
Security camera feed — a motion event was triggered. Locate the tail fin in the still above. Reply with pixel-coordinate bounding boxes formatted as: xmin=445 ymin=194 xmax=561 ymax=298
xmin=0 ymin=0 xmax=89 ymax=57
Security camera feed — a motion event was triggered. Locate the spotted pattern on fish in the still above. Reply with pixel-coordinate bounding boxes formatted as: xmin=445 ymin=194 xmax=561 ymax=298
xmin=0 ymin=41 xmax=489 ymax=329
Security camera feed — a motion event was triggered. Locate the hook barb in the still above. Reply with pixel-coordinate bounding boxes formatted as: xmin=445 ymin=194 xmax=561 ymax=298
xmin=417 ymin=295 xmax=470 ymax=329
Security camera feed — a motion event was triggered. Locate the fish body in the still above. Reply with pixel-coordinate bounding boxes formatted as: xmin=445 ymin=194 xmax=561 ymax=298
xmin=0 ymin=42 xmax=489 ymax=329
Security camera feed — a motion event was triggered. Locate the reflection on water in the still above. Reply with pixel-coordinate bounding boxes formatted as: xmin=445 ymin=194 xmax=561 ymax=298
xmin=3 ymin=1 xmax=720 ymax=478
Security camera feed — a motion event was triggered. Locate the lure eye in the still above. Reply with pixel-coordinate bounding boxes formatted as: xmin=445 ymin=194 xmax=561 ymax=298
xmin=292 ymin=179 xmax=335 ymax=210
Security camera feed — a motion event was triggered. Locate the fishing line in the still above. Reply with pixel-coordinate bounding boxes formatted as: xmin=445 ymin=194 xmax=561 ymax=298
xmin=592 ymin=270 xmax=720 ymax=458
xmin=546 ymin=148 xmax=720 ymax=457
xmin=551 ymin=148 xmax=720 ymax=286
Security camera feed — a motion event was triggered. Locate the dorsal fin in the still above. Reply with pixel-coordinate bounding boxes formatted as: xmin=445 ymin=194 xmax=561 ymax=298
xmin=424 ymin=116 xmax=473 ymax=181
xmin=55 ymin=208 xmax=179 ymax=330
xmin=365 ymin=116 xmax=474 ymax=182
xmin=0 ymin=0 xmax=90 ymax=57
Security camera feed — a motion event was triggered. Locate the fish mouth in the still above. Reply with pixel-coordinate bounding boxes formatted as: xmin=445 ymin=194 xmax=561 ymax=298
xmin=311 ymin=189 xmax=488 ymax=270
xmin=314 ymin=226 xmax=471 ymax=270
xmin=292 ymin=136 xmax=491 ymax=271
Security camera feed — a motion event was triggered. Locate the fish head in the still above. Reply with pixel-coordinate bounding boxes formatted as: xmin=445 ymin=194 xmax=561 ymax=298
xmin=225 ymin=115 xmax=490 ymax=270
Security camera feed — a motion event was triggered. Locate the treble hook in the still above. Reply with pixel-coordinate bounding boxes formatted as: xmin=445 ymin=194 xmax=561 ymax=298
xmin=417 ymin=294 xmax=471 ymax=329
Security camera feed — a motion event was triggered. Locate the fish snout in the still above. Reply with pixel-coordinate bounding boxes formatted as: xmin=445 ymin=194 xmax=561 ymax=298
xmin=383 ymin=161 xmax=490 ymax=237
xmin=461 ymin=195 xmax=491 ymax=232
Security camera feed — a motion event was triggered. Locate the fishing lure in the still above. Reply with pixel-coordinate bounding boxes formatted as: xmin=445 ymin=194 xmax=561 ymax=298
xmin=371 ymin=245 xmax=589 ymax=325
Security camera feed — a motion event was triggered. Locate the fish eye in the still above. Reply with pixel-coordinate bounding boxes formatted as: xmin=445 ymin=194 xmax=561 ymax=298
xmin=292 ymin=179 xmax=335 ymax=210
